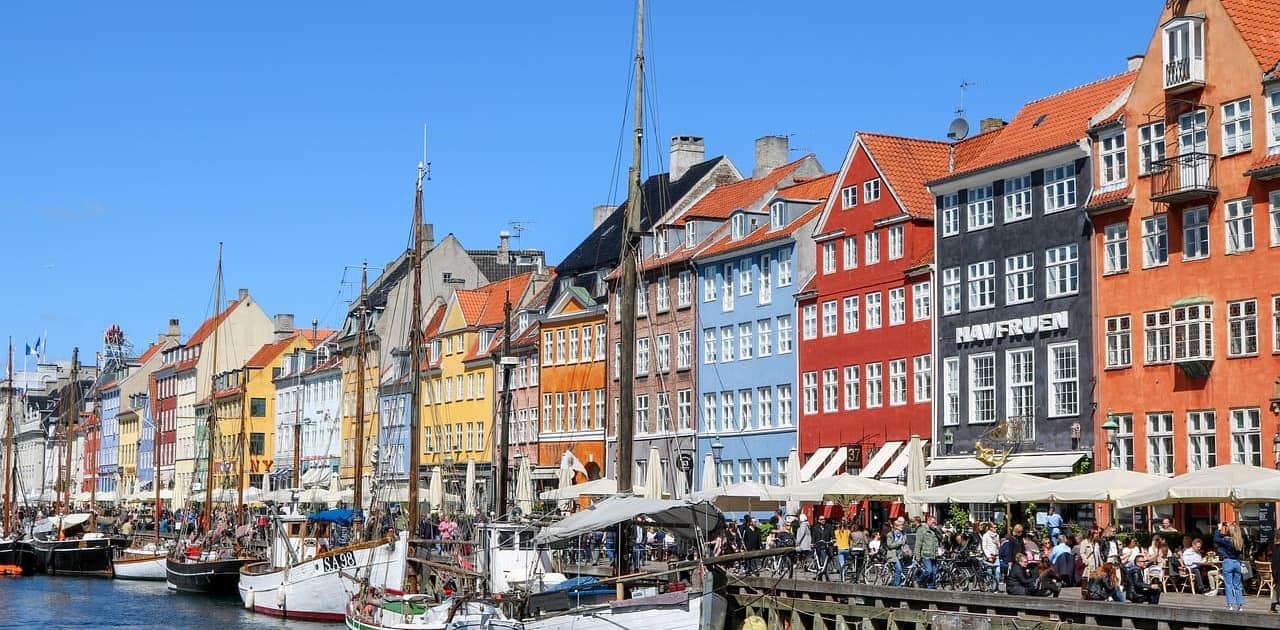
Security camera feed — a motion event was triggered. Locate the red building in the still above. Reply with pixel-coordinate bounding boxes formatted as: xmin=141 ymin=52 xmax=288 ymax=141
xmin=154 ymin=339 xmax=180 ymax=495
xmin=796 ymin=133 xmax=953 ymax=482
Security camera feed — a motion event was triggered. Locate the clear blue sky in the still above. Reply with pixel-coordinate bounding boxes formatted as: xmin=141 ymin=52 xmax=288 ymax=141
xmin=0 ymin=1 xmax=1158 ymax=362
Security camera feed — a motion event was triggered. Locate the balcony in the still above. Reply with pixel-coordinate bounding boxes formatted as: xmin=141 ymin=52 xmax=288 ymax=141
xmin=1149 ymin=152 xmax=1218 ymax=204
xmin=1164 ymin=57 xmax=1205 ymax=93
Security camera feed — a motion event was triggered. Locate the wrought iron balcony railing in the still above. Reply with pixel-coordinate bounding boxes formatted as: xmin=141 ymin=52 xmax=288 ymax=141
xmin=1149 ymin=152 xmax=1218 ymax=204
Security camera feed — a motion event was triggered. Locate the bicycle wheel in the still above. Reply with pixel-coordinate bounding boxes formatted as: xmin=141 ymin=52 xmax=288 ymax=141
xmin=976 ymin=569 xmax=998 ymax=593
xmin=948 ymin=567 xmax=974 ymax=591
xmin=864 ymin=562 xmax=891 ymax=586
xmin=772 ymin=554 xmax=794 ymax=578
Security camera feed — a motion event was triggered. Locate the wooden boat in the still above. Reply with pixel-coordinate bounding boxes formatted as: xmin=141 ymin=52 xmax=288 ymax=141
xmin=29 ymin=515 xmax=126 ymax=578
xmin=114 ymin=541 xmax=168 ymax=580
xmin=0 ymin=539 xmax=37 ymax=576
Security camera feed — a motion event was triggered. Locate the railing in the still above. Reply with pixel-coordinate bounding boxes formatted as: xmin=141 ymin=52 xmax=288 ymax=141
xmin=1149 ymin=152 xmax=1217 ymax=203
xmin=1164 ymin=57 xmax=1204 ymax=91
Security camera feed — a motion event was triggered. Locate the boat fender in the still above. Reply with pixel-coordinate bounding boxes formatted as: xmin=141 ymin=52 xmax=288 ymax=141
xmin=244 ymin=587 xmax=254 ymax=609
xmin=277 ymin=581 xmax=287 ymax=608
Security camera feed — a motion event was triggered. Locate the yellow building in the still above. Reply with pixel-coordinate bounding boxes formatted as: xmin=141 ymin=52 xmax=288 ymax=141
xmin=207 ymin=329 xmax=325 ymax=493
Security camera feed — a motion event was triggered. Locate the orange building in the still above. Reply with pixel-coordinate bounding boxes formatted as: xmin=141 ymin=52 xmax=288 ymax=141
xmin=1088 ymin=0 xmax=1280 ymax=530
xmin=535 ymin=286 xmax=608 ymax=482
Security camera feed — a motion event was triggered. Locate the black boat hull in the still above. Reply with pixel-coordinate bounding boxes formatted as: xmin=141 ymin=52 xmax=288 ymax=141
xmin=0 ymin=540 xmax=38 ymax=576
xmin=165 ymin=556 xmax=250 ymax=595
xmin=29 ymin=537 xmax=121 ymax=578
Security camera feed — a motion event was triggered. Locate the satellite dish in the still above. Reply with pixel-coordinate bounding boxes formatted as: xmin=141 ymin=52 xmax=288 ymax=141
xmin=947 ymin=117 xmax=970 ymax=141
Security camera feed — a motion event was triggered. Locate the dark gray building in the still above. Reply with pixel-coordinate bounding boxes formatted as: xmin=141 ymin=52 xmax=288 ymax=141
xmin=923 ymin=74 xmax=1134 ymax=480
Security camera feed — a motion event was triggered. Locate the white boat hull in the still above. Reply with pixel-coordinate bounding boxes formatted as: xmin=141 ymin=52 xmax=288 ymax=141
xmin=239 ymin=534 xmax=407 ymax=622
xmin=113 ymin=554 xmax=168 ymax=581
xmin=522 ymin=592 xmax=724 ymax=630
xmin=346 ymin=597 xmax=521 ymax=630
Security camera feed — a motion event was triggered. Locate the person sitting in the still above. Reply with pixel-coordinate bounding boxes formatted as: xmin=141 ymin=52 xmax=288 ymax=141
xmin=1123 ymin=555 xmax=1161 ymax=604
xmin=1005 ymin=552 xmax=1050 ymax=596
xmin=1083 ymin=563 xmax=1124 ymax=602
xmin=1180 ymin=538 xmax=1209 ymax=593
xmin=1035 ymin=557 xmax=1062 ymax=597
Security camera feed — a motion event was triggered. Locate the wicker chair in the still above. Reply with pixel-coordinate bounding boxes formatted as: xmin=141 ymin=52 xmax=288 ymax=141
xmin=1255 ymin=562 xmax=1274 ymax=598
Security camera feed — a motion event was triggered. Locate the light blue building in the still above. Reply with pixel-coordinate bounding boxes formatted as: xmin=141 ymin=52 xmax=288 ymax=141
xmin=376 ymin=349 xmax=413 ymax=487
xmin=692 ymin=180 xmax=826 ymax=503
xmin=131 ymin=391 xmax=154 ymax=488
xmin=98 ymin=384 xmax=120 ymax=497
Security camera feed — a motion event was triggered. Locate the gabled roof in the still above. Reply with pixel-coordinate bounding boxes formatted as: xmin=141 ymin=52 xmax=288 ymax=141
xmin=932 ymin=71 xmax=1136 ymax=183
xmin=186 ymin=300 xmax=241 ymax=348
xmin=136 ymin=342 xmax=166 ymax=365
xmin=669 ymin=158 xmax=809 ymax=226
xmin=1222 ymin=0 xmax=1280 ymax=73
xmin=774 ymin=174 xmax=837 ymax=201
xmin=245 ymin=335 xmax=303 ymax=369
xmin=859 ymin=133 xmax=953 ymax=219
xmin=556 ymin=156 xmax=729 ymax=276
xmin=695 ymin=204 xmax=826 ymax=262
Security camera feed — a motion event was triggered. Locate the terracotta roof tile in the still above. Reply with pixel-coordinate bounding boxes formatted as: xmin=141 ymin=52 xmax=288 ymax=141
xmin=797 ymin=274 xmax=817 ymax=296
xmin=695 ymin=198 xmax=828 ymax=261
xmin=186 ymin=300 xmax=241 ymax=348
xmin=941 ymin=71 xmax=1136 ymax=180
xmin=1222 ymin=0 xmax=1280 ymax=72
xmin=246 ymin=335 xmax=302 ymax=369
xmin=775 ymin=173 xmax=837 ymax=201
xmin=1084 ymin=186 xmax=1135 ymax=211
xmin=670 ymin=157 xmax=809 ymax=226
xmin=136 ymin=342 xmax=166 ymax=365
xmin=905 ymin=248 xmax=934 ymax=272
xmin=1246 ymin=152 xmax=1280 ymax=175
xmin=859 ymin=133 xmax=954 ymax=219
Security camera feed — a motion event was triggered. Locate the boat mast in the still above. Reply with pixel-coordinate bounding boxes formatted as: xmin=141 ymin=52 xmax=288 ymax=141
xmin=236 ymin=369 xmax=246 ymax=527
xmin=405 ymin=160 xmax=426 ymax=594
xmin=4 ymin=338 xmax=13 ymax=535
xmin=292 ymin=360 xmax=302 ymax=490
xmin=352 ymin=262 xmax=369 ymax=536
xmin=495 ymin=294 xmax=512 ymax=517
xmin=62 ymin=347 xmax=79 ymax=517
xmin=89 ymin=358 xmax=99 ymax=529
xmin=203 ymin=243 xmax=222 ymax=531
xmin=152 ymin=375 xmax=161 ymax=544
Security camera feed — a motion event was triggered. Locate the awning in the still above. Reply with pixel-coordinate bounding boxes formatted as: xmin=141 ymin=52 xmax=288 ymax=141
xmin=798 ymin=447 xmax=834 ymax=482
xmin=532 ymin=467 xmax=559 ymax=481
xmin=858 ymin=441 xmax=903 ymax=478
xmin=813 ymin=447 xmax=847 ymax=480
xmin=302 ymin=466 xmax=332 ymax=487
xmin=533 ymin=496 xmax=723 ymax=546
xmin=925 ymin=452 xmax=1084 ymax=477
xmin=881 ymin=441 xmax=925 ymax=480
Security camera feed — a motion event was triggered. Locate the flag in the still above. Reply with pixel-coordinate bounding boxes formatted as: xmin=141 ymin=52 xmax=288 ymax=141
xmin=24 ymin=343 xmax=32 ymax=357
xmin=33 ymin=335 xmax=43 ymax=362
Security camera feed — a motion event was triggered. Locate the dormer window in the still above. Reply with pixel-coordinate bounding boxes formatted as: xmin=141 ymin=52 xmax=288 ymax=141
xmin=731 ymin=213 xmax=748 ymax=240
xmin=770 ymin=201 xmax=785 ymax=229
xmin=655 ymin=229 xmax=670 ymax=257
xmin=685 ymin=222 xmax=698 ymax=248
xmin=1163 ymin=17 xmax=1204 ymax=91
xmin=517 ymin=312 xmax=530 ymax=332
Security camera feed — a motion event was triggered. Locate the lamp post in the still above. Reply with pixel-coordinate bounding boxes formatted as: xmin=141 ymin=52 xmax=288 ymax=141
xmin=710 ymin=438 xmax=724 ymax=489
xmin=1101 ymin=413 xmax=1119 ymax=470
xmin=943 ymin=429 xmax=954 ymax=456
xmin=1272 ymin=431 xmax=1280 ymax=470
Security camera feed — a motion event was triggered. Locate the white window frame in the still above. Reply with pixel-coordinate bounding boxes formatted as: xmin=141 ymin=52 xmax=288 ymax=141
xmin=967 ymin=260 xmax=995 ymax=311
xmin=842 ymin=295 xmax=859 ymax=333
xmin=1045 ymin=244 xmax=1079 ymax=298
xmin=912 ymin=282 xmax=931 ymax=321
xmin=802 ymin=304 xmax=817 ymax=340
xmin=1004 ymin=253 xmax=1034 ymax=305
xmin=865 ymin=292 xmax=882 ymax=329
xmin=757 ymin=319 xmax=772 ymax=357
xmin=888 ymin=225 xmax=904 ymax=260
xmin=968 ymin=353 xmax=996 ymax=424
xmin=841 ymin=185 xmax=857 ymax=209
xmin=777 ymin=384 xmax=793 ymax=426
xmin=1043 ymin=163 xmax=1077 ymax=213
xmin=843 ymin=365 xmax=860 ymax=411
xmin=1047 ymin=341 xmax=1080 ymax=417
xmin=677 ymin=271 xmax=692 ymax=308
xmin=942 ymin=357 xmax=959 ymax=426
xmin=842 ymin=236 xmax=857 ymax=270
xmin=777 ymin=316 xmax=793 ymax=353
xmin=758 ymin=254 xmax=772 ymax=304
xmin=967 ymin=185 xmax=994 ymax=230
xmin=757 ymin=387 xmax=772 ymax=429
xmin=1138 ymin=121 xmax=1166 ymax=175
xmin=738 ymin=260 xmax=752 ymax=296
xmin=1144 ymin=310 xmax=1172 ymax=365
xmin=822 ymin=368 xmax=838 ymax=413
xmin=656 ymin=333 xmax=671 ymax=372
xmin=1142 ymin=215 xmax=1169 ymax=268
xmin=1105 ymin=315 xmax=1132 ymax=368
xmin=778 ymin=249 xmax=792 ymax=286
xmin=1230 ymin=407 xmax=1262 ymax=466
xmin=1271 ymin=191 xmax=1280 ymax=247
xmin=703 ymin=269 xmax=717 ymax=302
xmin=702 ymin=328 xmax=716 ymax=364
xmin=1147 ymin=412 xmax=1174 ymax=476
xmin=1227 ymin=299 xmax=1258 ymax=357
xmin=865 ymin=362 xmax=883 ymax=409
xmin=1098 ymin=129 xmax=1127 ymax=187
xmin=1183 ymin=206 xmax=1210 ymax=261
xmin=655 ymin=275 xmax=670 ymax=312
xmin=1172 ymin=302 xmax=1213 ymax=361
xmin=1274 ymin=295 xmax=1280 ymax=353
xmin=888 ymin=358 xmax=907 ymax=407
xmin=1221 ymin=97 xmax=1253 ymax=156
xmin=913 ymin=354 xmax=931 ymax=403
xmin=720 ymin=325 xmax=734 ymax=362
xmin=1268 ymin=87 xmax=1280 ymax=150
xmin=1104 ymin=223 xmax=1129 ymax=274
xmin=1005 ymin=348 xmax=1034 ymax=422
xmin=888 ymin=287 xmax=906 ymax=326
xmin=821 ymin=301 xmax=837 ymax=337
xmin=942 ymin=267 xmax=961 ymax=315
xmin=864 ymin=178 xmax=881 ymax=202
xmin=738 ymin=323 xmax=752 ymax=360
xmin=802 ymin=372 xmax=818 ymax=415
xmin=865 ymin=230 xmax=880 ymax=265
xmin=1225 ymin=198 xmax=1255 ymax=254
xmin=1004 ymin=175 xmax=1032 ymax=222
xmin=822 ymin=241 xmax=837 ymax=275
xmin=1187 ymin=410 xmax=1216 ymax=472
xmin=941 ymin=193 xmax=960 ymax=237
xmin=722 ymin=263 xmax=734 ymax=311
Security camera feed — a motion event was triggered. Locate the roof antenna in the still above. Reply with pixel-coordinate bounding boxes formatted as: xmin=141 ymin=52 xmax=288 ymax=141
xmin=421 ymin=123 xmax=432 ymax=182
xmin=947 ymin=81 xmax=975 ymax=141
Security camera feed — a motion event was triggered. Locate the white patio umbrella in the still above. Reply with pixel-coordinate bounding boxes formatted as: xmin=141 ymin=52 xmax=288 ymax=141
xmin=242 ymin=486 xmax=264 ymax=503
xmin=906 ymin=471 xmax=1045 ymax=505
xmin=700 ymin=453 xmax=718 ymax=493
xmin=784 ymin=448 xmax=802 ymax=515
xmin=464 ymin=460 xmax=477 ymax=516
xmin=690 ymin=480 xmax=786 ymax=512
xmin=428 ymin=466 xmax=445 ymax=512
xmin=556 ymin=452 xmax=576 ymax=510
xmin=514 ymin=455 xmax=535 ymax=516
xmin=643 ymin=446 xmax=665 ymax=499
xmin=1003 ymin=468 xmax=1163 ymax=503
xmin=1115 ymin=463 xmax=1280 ymax=509
xmin=786 ymin=474 xmax=906 ymax=504
xmin=905 ymin=435 xmax=927 ymax=518
xmin=538 ymin=477 xmax=644 ymax=500
xmin=1232 ymin=473 xmax=1280 ymax=502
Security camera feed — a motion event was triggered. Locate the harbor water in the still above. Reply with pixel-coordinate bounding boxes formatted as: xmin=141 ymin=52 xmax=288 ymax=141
xmin=0 ymin=576 xmax=334 ymax=629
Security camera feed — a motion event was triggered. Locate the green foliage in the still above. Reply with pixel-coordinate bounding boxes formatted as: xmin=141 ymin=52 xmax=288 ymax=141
xmin=947 ymin=504 xmax=970 ymax=531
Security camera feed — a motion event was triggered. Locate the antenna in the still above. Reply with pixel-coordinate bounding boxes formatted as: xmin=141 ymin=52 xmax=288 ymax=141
xmin=420 ymin=123 xmax=432 ymax=182
xmin=506 ymin=220 xmax=533 ymax=249
xmin=947 ymin=80 xmax=976 ymax=140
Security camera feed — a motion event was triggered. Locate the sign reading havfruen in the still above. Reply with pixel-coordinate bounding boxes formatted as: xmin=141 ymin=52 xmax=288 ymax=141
xmin=956 ymin=311 xmax=1068 ymax=345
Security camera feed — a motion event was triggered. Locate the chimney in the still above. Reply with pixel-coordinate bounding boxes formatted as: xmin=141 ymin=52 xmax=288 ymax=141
xmin=497 ymin=230 xmax=511 ymax=265
xmin=237 ymin=288 xmax=249 ymax=301
xmin=753 ymin=135 xmax=789 ymax=179
xmin=669 ymin=135 xmax=705 ymax=182
xmin=980 ymin=118 xmax=1007 ymax=133
xmin=1127 ymin=54 xmax=1144 ymax=71
xmin=592 ymin=205 xmax=617 ymax=230
xmin=274 ymin=313 xmax=296 ymax=340
xmin=166 ymin=318 xmax=181 ymax=341
xmin=419 ymin=223 xmax=435 ymax=250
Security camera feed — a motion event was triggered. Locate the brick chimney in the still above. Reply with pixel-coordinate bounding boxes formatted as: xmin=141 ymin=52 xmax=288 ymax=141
xmin=753 ymin=135 xmax=789 ymax=179
xmin=273 ymin=313 xmax=296 ymax=341
xmin=1127 ymin=54 xmax=1144 ymax=71
xmin=419 ymin=223 xmax=435 ymax=250
xmin=497 ymin=230 xmax=511 ymax=265
xmin=669 ymin=135 xmax=705 ymax=182
xmin=980 ymin=118 xmax=1008 ymax=133
xmin=166 ymin=318 xmax=181 ymax=341
xmin=592 ymin=205 xmax=617 ymax=230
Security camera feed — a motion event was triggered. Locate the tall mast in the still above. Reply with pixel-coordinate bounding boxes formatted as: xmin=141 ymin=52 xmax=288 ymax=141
xmin=495 ymin=293 xmax=512 ymax=518
xmin=616 ymin=0 xmax=644 ymax=504
xmin=236 ymin=370 xmax=246 ymax=527
xmin=152 ymin=375 xmax=161 ymax=544
xmin=89 ymin=358 xmax=99 ymax=529
xmin=352 ymin=262 xmax=369 ymax=535
xmin=292 ymin=363 xmax=302 ymax=490
xmin=405 ymin=160 xmax=426 ymax=594
xmin=615 ymin=0 xmax=644 ymax=594
xmin=62 ymin=347 xmax=79 ymax=516
xmin=4 ymin=338 xmax=14 ymax=534
xmin=203 ymin=243 xmax=223 ymax=529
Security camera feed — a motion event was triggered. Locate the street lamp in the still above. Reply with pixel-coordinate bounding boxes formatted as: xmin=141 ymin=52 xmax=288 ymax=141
xmin=1101 ymin=412 xmax=1119 ymax=470
xmin=710 ymin=437 xmax=724 ymax=463
xmin=943 ymin=429 xmax=954 ymax=456
xmin=1272 ymin=431 xmax=1279 ymax=470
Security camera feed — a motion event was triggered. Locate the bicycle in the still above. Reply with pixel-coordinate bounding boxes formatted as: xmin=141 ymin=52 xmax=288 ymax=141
xmin=860 ymin=554 xmax=894 ymax=586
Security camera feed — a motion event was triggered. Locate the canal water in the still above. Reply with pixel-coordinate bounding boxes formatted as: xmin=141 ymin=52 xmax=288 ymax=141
xmin=0 ymin=576 xmax=334 ymax=629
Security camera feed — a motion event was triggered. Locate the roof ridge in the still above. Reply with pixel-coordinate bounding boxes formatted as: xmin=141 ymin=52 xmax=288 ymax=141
xmin=857 ymin=131 xmax=951 ymax=145
xmin=1022 ymin=69 xmax=1137 ymax=106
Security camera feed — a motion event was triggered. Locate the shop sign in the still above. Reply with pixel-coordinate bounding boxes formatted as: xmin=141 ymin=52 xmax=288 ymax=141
xmin=956 ymin=311 xmax=1068 ymax=345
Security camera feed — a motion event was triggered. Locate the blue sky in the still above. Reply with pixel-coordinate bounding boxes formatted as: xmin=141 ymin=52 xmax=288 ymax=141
xmin=0 ymin=1 xmax=1158 ymax=362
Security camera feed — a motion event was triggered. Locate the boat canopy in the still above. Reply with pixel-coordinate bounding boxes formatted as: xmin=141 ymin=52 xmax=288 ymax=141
xmin=533 ymin=496 xmax=723 ymax=546
xmin=46 ymin=513 xmax=93 ymax=530
xmin=307 ymin=508 xmax=354 ymax=527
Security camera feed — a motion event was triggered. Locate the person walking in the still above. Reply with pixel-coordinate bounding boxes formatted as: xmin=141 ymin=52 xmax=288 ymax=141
xmin=1213 ymin=521 xmax=1245 ymax=611
xmin=812 ymin=515 xmax=834 ymax=581
xmin=886 ymin=517 xmax=910 ymax=586
xmin=795 ymin=514 xmax=812 ymax=570
xmin=914 ymin=514 xmax=943 ymax=589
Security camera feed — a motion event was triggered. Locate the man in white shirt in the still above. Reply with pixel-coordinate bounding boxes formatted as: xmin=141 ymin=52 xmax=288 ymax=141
xmin=1180 ymin=538 xmax=1208 ymax=592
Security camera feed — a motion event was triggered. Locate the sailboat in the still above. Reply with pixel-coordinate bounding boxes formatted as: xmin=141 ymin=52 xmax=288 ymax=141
xmin=165 ymin=244 xmax=263 ymax=594
xmin=29 ymin=346 xmax=130 ymax=577
xmin=0 ymin=339 xmax=37 ymax=576
xmin=238 ymin=264 xmax=408 ymax=621
xmin=114 ymin=403 xmax=170 ymax=579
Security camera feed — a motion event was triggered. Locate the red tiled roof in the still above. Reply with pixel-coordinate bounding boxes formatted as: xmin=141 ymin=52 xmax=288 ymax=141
xmin=1246 ymin=152 xmax=1280 ymax=175
xmin=905 ymin=248 xmax=934 ymax=272
xmin=670 ymin=157 xmax=809 ymax=226
xmin=137 ymin=342 xmax=166 ymax=365
xmin=186 ymin=300 xmax=241 ymax=348
xmin=695 ymin=203 xmax=826 ymax=261
xmin=797 ymin=274 xmax=817 ymax=296
xmin=245 ymin=336 xmax=300 ymax=369
xmin=860 ymin=133 xmax=953 ymax=219
xmin=1084 ymin=186 xmax=1134 ymax=211
xmin=942 ymin=71 xmax=1136 ymax=180
xmin=773 ymin=173 xmax=836 ymax=201
xmin=1222 ymin=0 xmax=1280 ymax=72
xmin=452 ymin=272 xmax=535 ymax=328
xmin=423 ymin=304 xmax=447 ymax=339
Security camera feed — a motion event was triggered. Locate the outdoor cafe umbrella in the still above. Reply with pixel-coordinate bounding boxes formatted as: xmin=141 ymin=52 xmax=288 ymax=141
xmin=700 ymin=453 xmax=718 ymax=493
xmin=690 ymin=480 xmax=786 ymax=512
xmin=643 ymin=446 xmax=665 ymax=499
xmin=428 ymin=466 xmax=445 ymax=512
xmin=514 ymin=455 xmax=535 ymax=515
xmin=538 ymin=477 xmax=643 ymax=501
xmin=1002 ymin=468 xmax=1163 ymax=503
xmin=1231 ymin=473 xmax=1280 ymax=502
xmin=785 ymin=474 xmax=906 ymax=504
xmin=784 ymin=447 xmax=802 ymax=515
xmin=905 ymin=435 xmax=927 ymax=518
xmin=556 ymin=452 xmax=576 ymax=510
xmin=906 ymin=471 xmax=1045 ymax=505
xmin=464 ymin=459 xmax=477 ymax=516
xmin=1115 ymin=463 xmax=1280 ymax=509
